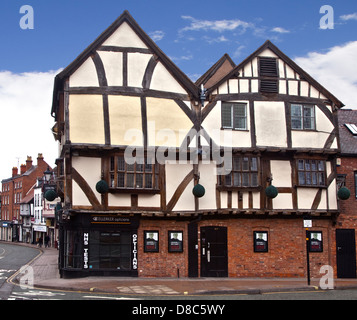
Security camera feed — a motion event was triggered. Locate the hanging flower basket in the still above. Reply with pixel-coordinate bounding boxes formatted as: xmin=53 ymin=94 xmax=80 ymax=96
xmin=338 ymin=187 xmax=350 ymax=200
xmin=192 ymin=184 xmax=205 ymax=198
xmin=265 ymin=185 xmax=278 ymax=199
xmin=44 ymin=189 xmax=57 ymax=202
xmin=96 ymin=180 xmax=109 ymax=194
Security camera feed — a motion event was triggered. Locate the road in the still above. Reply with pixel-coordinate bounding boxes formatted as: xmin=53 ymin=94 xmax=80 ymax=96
xmin=1 ymin=242 xmax=357 ymax=302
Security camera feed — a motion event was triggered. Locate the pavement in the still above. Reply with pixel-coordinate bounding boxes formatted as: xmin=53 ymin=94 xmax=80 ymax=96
xmin=10 ymin=243 xmax=357 ymax=296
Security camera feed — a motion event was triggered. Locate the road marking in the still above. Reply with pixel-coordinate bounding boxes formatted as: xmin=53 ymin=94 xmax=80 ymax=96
xmin=82 ymin=295 xmax=139 ymax=300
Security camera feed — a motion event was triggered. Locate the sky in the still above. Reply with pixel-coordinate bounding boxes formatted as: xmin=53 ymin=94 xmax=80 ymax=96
xmin=0 ymin=0 xmax=356 ymax=183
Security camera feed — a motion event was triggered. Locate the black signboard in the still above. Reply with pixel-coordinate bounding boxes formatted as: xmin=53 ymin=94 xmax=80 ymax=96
xmin=254 ymin=231 xmax=268 ymax=252
xmin=144 ymin=231 xmax=159 ymax=252
xmin=168 ymin=231 xmax=183 ymax=253
xmin=308 ymin=231 xmax=323 ymax=252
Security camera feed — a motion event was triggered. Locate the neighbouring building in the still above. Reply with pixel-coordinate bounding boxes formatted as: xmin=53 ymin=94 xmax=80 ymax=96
xmin=335 ymin=109 xmax=357 ymax=278
xmin=1 ymin=154 xmax=52 ymax=242
xmin=51 ymin=11 xmax=346 ymax=278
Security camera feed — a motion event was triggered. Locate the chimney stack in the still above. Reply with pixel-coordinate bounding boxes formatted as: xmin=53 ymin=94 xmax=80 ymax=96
xmin=12 ymin=167 xmax=18 ymax=177
xmin=26 ymin=156 xmax=33 ymax=171
xmin=20 ymin=164 xmax=26 ymax=174
xmin=37 ymin=153 xmax=44 ymax=167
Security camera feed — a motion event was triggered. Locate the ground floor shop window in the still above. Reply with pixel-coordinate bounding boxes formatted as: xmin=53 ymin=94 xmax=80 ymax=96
xmin=63 ymin=230 xmax=82 ymax=268
xmin=89 ymin=231 xmax=131 ymax=270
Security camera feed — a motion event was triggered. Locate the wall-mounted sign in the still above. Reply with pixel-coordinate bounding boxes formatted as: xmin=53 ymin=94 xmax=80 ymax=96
xmin=83 ymin=232 xmax=89 ymax=269
xmin=144 ymin=231 xmax=159 ymax=252
xmin=308 ymin=231 xmax=323 ymax=252
xmin=168 ymin=231 xmax=183 ymax=253
xmin=254 ymin=231 xmax=268 ymax=252
xmin=132 ymin=233 xmax=138 ymax=270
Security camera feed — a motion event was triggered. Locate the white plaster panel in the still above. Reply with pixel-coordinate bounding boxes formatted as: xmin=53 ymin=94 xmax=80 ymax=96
xmin=255 ymin=101 xmax=287 ymax=147
xmin=270 ymin=160 xmax=292 ymax=187
xmin=98 ymin=51 xmax=123 ymax=86
xmin=128 ymin=53 xmax=152 ymax=87
xmin=102 ymin=21 xmax=148 ymax=48
xmin=150 ymin=62 xmax=186 ymax=94
xmin=69 ymin=58 xmax=99 ymax=87
xmin=72 ymin=157 xmax=101 ymax=206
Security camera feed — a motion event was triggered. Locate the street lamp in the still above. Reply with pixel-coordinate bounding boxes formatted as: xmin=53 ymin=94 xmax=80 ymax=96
xmin=44 ymin=166 xmax=52 ymax=182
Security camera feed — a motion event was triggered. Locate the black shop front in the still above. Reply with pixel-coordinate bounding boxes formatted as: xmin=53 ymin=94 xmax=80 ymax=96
xmin=59 ymin=212 xmax=139 ymax=278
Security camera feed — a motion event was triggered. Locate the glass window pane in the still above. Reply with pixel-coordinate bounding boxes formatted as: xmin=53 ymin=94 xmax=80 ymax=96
xmin=251 ymin=173 xmax=258 ymax=187
xmin=117 ymin=157 xmax=125 ymax=171
xmin=126 ymin=173 xmax=134 ymax=187
xmin=298 ymin=160 xmax=304 ymax=170
xmin=222 ymin=104 xmax=232 ymax=128
xmin=242 ymin=173 xmax=249 ymax=186
xmin=292 ymin=117 xmax=302 ymax=129
xmin=298 ymin=172 xmax=305 ymax=185
xmin=318 ymin=161 xmax=324 ymax=171
xmin=117 ymin=173 xmax=124 ymax=188
xmin=242 ymin=157 xmax=249 ymax=171
xmin=145 ymin=174 xmax=152 ymax=188
xmin=251 ymin=158 xmax=258 ymax=171
xmin=136 ymin=174 xmax=143 ymax=188
xmin=225 ymin=174 xmax=232 ymax=186
xmin=233 ymin=173 xmax=241 ymax=186
xmin=233 ymin=157 xmax=241 ymax=171
xmin=305 ymin=160 xmax=310 ymax=171
xmin=291 ymin=105 xmax=302 ymax=117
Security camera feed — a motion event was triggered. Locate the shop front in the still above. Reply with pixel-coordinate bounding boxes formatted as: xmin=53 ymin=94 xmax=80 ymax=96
xmin=59 ymin=212 xmax=139 ymax=278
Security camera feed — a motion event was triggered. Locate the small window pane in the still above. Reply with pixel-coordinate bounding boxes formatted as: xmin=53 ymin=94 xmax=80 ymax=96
xmin=242 ymin=157 xmax=249 ymax=171
xmin=233 ymin=173 xmax=241 ymax=186
xmin=136 ymin=174 xmax=143 ymax=188
xmin=242 ymin=173 xmax=249 ymax=187
xmin=126 ymin=174 xmax=134 ymax=188
xmin=298 ymin=172 xmax=305 ymax=185
xmin=222 ymin=105 xmax=232 ymax=128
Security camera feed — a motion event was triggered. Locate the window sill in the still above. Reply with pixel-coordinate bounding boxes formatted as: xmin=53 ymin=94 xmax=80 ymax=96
xmin=220 ymin=127 xmax=249 ymax=132
xmin=108 ymin=188 xmax=160 ymax=194
xmin=217 ymin=186 xmax=262 ymax=192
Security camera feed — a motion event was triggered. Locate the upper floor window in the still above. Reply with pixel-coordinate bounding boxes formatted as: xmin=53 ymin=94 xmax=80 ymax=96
xmin=109 ymin=155 xmax=159 ymax=191
xmin=297 ymin=159 xmax=326 ymax=186
xmin=221 ymin=103 xmax=247 ymax=130
xmin=291 ymin=104 xmax=315 ymax=130
xmin=218 ymin=155 xmax=259 ymax=188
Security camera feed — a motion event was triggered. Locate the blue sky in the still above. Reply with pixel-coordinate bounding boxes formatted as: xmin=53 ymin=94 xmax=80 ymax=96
xmin=0 ymin=0 xmax=356 ymax=76
xmin=0 ymin=0 xmax=357 ymax=181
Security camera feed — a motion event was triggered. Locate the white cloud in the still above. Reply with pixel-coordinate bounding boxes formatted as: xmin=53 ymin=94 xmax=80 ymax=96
xmin=203 ymin=35 xmax=229 ymax=44
xmin=180 ymin=16 xmax=253 ymax=33
xmin=149 ymin=30 xmax=165 ymax=42
xmin=0 ymin=70 xmax=61 ymax=183
xmin=294 ymin=41 xmax=357 ymax=109
xmin=340 ymin=13 xmax=357 ymax=21
xmin=271 ymin=27 xmax=290 ymax=34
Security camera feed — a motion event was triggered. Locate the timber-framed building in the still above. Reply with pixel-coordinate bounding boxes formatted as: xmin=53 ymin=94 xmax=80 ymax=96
xmin=51 ymin=11 xmax=345 ymax=278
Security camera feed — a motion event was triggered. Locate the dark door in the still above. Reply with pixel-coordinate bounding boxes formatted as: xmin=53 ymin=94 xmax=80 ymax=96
xmin=200 ymin=226 xmax=228 ymax=277
xmin=336 ymin=229 xmax=357 ymax=278
xmin=188 ymin=222 xmax=199 ymax=277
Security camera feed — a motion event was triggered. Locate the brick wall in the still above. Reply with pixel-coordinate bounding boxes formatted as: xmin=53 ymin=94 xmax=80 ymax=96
xmin=137 ymin=217 xmax=333 ymax=278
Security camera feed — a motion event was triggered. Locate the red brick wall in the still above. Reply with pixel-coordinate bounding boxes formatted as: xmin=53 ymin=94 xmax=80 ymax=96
xmin=137 ymin=217 xmax=333 ymax=278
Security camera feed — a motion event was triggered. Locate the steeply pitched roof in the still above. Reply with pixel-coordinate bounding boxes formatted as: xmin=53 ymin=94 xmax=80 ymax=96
xmin=206 ymin=40 xmax=344 ymax=108
xmin=337 ymin=109 xmax=357 ymax=155
xmin=51 ymin=10 xmax=198 ymax=117
xmin=195 ymin=53 xmax=236 ymax=88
